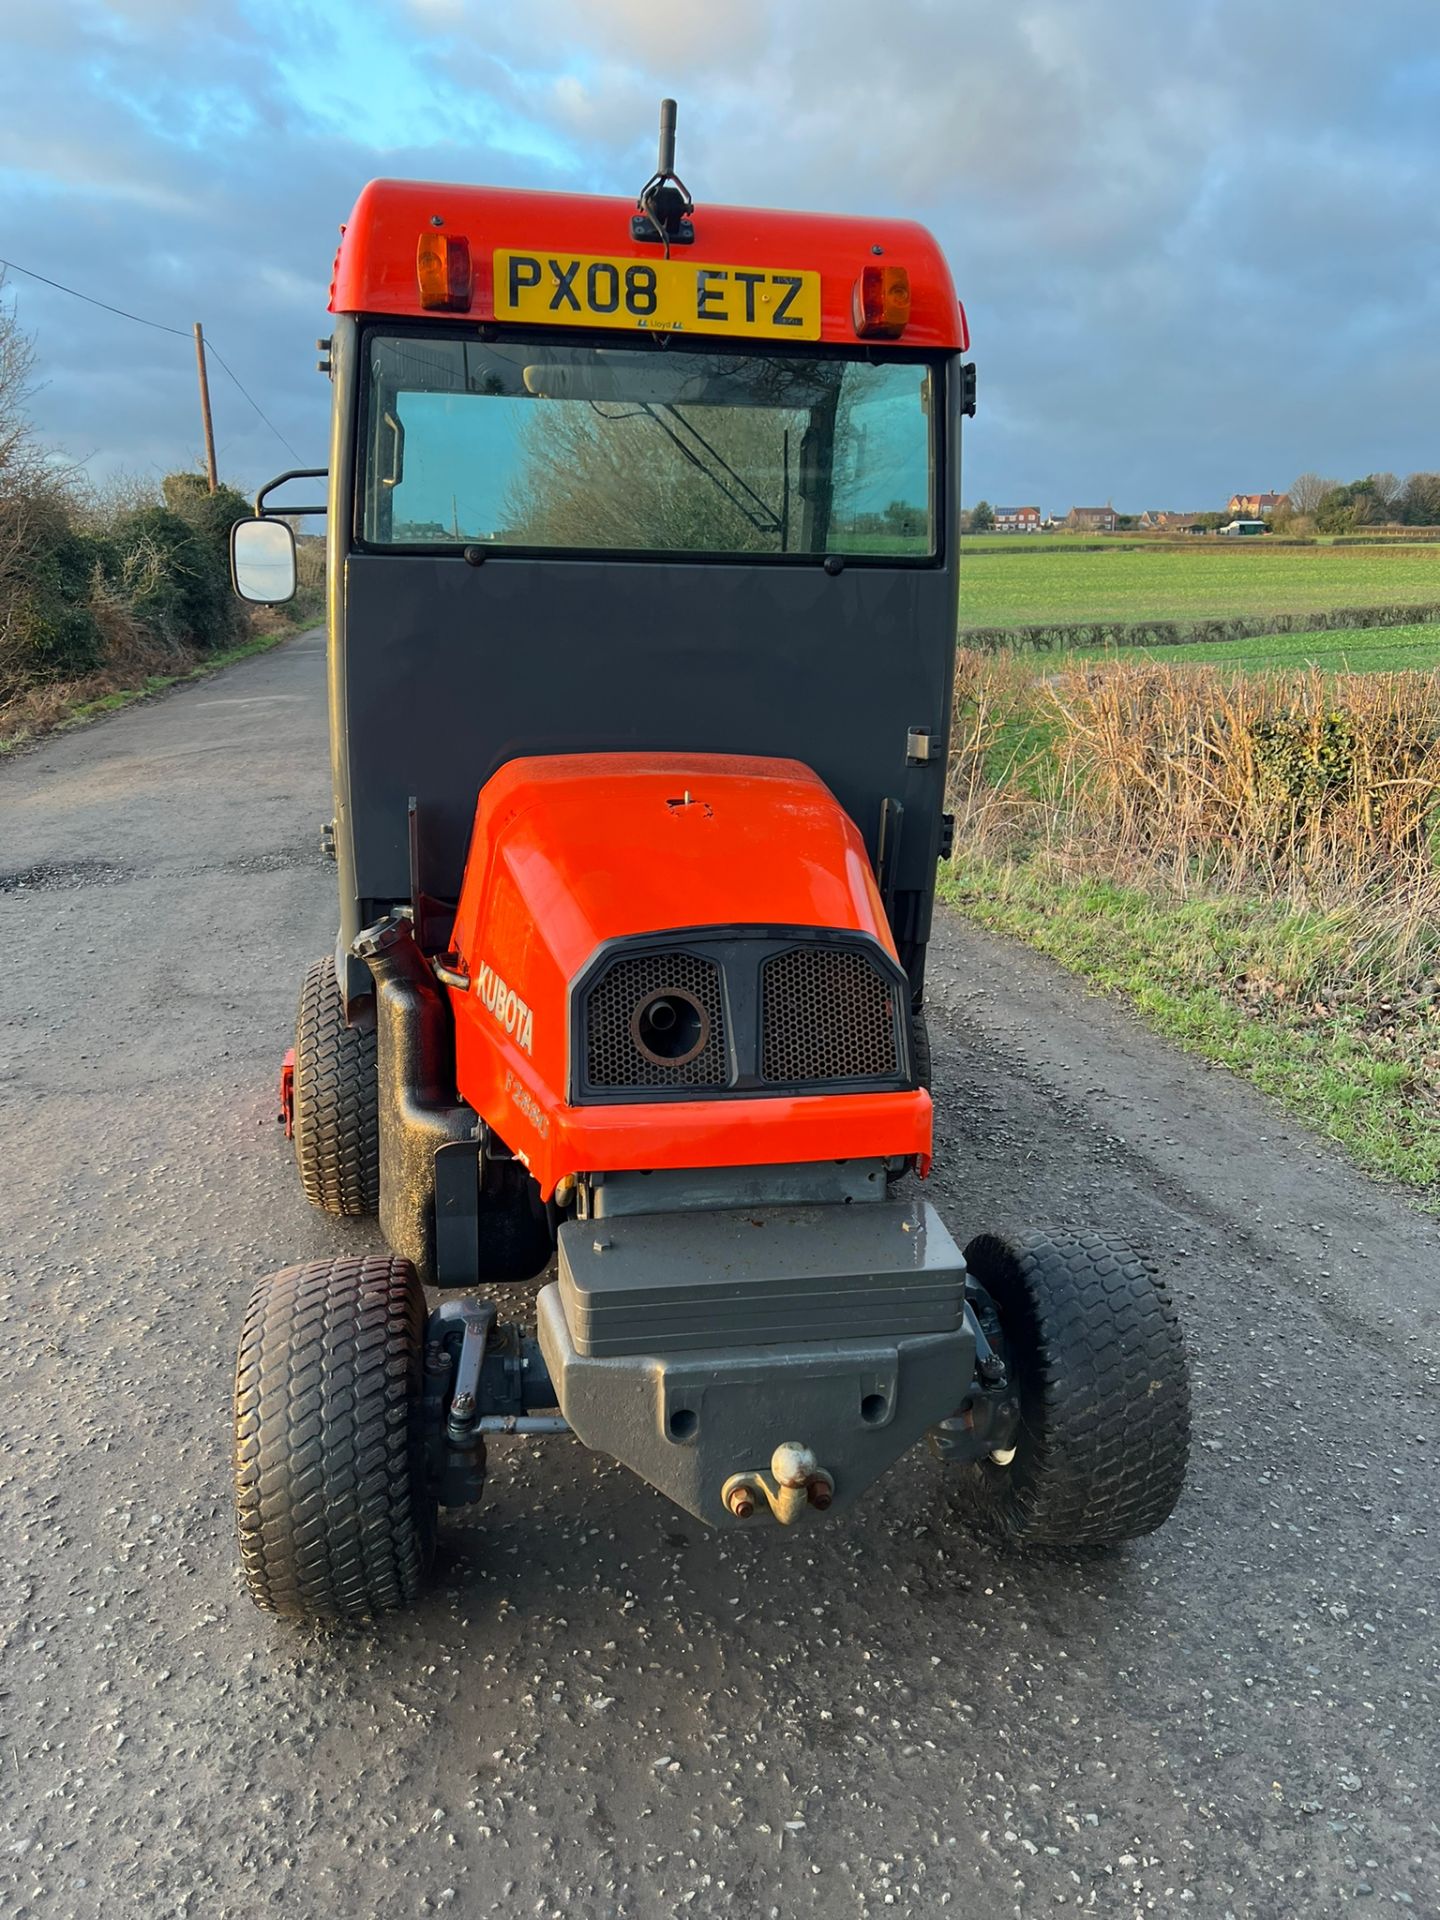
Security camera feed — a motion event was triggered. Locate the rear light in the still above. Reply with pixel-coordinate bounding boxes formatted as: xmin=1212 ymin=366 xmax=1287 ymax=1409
xmin=853 ymin=263 xmax=910 ymax=338
xmin=416 ymin=230 xmax=472 ymax=311
xmin=956 ymin=299 xmax=971 ymax=352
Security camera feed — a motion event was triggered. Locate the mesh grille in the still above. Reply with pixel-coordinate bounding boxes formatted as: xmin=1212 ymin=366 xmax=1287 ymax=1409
xmin=586 ymin=952 xmax=728 ymax=1089
xmin=761 ymin=946 xmax=899 ymax=1083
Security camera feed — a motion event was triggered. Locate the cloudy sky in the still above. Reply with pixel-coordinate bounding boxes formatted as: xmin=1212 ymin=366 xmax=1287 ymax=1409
xmin=2 ymin=0 xmax=1437 ymax=515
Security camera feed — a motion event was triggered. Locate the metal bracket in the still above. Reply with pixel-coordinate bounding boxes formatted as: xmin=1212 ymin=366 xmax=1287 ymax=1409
xmin=425 ymin=1301 xmax=567 ymax=1505
xmin=630 ymin=207 xmax=695 ymax=245
xmin=876 ymin=796 xmax=905 ymax=913
xmin=253 ymin=467 xmax=329 ymax=518
xmin=433 ymin=1297 xmax=495 ymax=1438
xmin=929 ymin=1292 xmax=1020 ymax=1467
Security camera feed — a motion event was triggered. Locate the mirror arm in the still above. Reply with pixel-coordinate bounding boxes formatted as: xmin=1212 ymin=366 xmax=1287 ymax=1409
xmin=255 ymin=468 xmax=330 ymax=517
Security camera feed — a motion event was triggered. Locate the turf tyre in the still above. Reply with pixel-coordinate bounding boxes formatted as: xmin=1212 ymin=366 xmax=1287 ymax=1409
xmin=293 ymin=956 xmax=378 ymax=1216
xmin=233 ymin=1253 xmax=437 ymax=1622
xmin=952 ymin=1230 xmax=1189 ymax=1547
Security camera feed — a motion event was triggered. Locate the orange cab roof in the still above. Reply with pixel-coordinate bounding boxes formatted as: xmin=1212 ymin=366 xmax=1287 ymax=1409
xmin=329 ymin=178 xmax=967 ymax=350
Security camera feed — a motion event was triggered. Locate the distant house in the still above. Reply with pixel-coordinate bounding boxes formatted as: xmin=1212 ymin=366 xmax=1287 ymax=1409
xmin=993 ymin=505 xmax=1042 ymax=533
xmin=1065 ymin=506 xmax=1117 ymax=534
xmin=1227 ymin=491 xmax=1287 ymax=519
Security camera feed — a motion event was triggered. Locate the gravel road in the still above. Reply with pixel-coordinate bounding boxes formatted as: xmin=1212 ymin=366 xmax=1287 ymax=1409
xmin=1 ymin=629 xmax=1437 ymax=1919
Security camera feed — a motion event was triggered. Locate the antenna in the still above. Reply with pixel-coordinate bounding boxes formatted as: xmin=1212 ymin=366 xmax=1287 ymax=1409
xmin=632 ymin=98 xmax=695 ymax=251
xmin=657 ymin=97 xmax=677 ymax=178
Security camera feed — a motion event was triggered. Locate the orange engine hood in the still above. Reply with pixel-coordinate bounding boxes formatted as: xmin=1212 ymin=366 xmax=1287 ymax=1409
xmin=452 ymin=752 xmax=895 ymax=972
xmin=446 ymin=753 xmax=931 ymax=1193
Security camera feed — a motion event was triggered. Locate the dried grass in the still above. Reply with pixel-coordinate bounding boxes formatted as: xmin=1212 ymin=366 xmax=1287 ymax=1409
xmin=1046 ymin=660 xmax=1440 ymax=888
xmin=947 ymin=650 xmax=1440 ymax=981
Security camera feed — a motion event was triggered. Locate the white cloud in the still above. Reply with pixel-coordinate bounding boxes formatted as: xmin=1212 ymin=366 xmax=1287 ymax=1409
xmin=2 ymin=0 xmax=1436 ymax=504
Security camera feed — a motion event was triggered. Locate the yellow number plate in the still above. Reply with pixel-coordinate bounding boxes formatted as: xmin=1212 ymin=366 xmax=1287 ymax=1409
xmin=494 ymin=249 xmax=821 ymax=340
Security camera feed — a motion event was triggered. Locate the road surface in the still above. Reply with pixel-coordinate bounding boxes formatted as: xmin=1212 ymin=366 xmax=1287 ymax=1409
xmin=1 ymin=630 xmax=1436 ymax=1918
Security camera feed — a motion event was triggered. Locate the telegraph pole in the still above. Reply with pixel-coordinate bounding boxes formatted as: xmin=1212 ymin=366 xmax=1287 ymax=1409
xmin=193 ymin=321 xmax=218 ymax=493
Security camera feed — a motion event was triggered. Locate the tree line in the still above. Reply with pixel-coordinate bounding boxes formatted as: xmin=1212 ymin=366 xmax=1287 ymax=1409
xmin=965 ymin=474 xmax=1440 ymax=536
xmin=1283 ymin=471 xmax=1440 ymax=533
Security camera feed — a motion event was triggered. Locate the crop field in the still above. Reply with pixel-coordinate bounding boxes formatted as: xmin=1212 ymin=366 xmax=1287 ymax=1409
xmin=1072 ymin=620 xmax=1440 ymax=675
xmin=958 ymin=538 xmax=1440 ymax=630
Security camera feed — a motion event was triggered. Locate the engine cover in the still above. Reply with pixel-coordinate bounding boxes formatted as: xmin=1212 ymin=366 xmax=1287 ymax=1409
xmin=445 ymin=753 xmax=933 ymax=1195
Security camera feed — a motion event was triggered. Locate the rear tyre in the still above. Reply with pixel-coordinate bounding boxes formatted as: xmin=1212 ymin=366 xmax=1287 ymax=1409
xmin=949 ymin=1230 xmax=1189 ymax=1547
xmin=233 ymin=1254 xmax=437 ymax=1623
xmin=293 ymin=956 xmax=378 ymax=1216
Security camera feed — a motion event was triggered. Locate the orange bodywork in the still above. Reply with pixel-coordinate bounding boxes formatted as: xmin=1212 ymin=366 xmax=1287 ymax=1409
xmin=447 ymin=754 xmax=932 ymax=1198
xmin=329 ymin=179 xmax=968 ymax=351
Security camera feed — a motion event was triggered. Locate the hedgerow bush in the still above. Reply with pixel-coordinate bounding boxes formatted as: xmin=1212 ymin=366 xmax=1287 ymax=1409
xmin=962 ymin=601 xmax=1440 ymax=654
xmin=102 ymin=494 xmax=247 ymax=652
xmin=1 ymin=471 xmax=255 ymax=706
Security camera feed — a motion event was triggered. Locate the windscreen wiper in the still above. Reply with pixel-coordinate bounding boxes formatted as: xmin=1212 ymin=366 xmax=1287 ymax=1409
xmin=646 ymin=404 xmax=783 ymax=537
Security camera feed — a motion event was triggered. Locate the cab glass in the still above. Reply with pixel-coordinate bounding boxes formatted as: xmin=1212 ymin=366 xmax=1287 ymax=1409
xmin=359 ymin=334 xmax=938 ymax=560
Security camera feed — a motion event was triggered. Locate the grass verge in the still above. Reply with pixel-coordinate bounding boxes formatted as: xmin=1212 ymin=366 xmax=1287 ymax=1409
xmin=0 ymin=617 xmax=309 ymax=758
xmin=939 ymin=854 xmax=1440 ymax=1206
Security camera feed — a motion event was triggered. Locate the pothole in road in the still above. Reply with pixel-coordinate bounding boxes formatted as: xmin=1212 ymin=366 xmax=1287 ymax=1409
xmin=0 ymin=857 xmax=133 ymax=894
xmin=219 ymin=844 xmax=327 ymax=876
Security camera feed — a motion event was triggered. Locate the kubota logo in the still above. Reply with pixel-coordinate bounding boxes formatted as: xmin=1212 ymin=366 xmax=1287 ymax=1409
xmin=474 ymin=961 xmax=534 ymax=1054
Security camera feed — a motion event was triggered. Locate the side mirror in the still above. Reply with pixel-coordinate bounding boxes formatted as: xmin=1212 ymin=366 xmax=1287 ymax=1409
xmin=230 ymin=517 xmax=297 ymax=603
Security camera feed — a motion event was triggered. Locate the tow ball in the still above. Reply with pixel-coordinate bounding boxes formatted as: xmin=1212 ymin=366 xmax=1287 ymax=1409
xmin=722 ymin=1443 xmax=836 ymax=1525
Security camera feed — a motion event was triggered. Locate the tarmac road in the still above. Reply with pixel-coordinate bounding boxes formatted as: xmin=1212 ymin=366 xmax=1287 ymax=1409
xmin=1 ymin=628 xmax=1437 ymax=1920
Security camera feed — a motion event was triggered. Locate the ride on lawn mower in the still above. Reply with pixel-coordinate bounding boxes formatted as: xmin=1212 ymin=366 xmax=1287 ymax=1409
xmin=230 ymin=104 xmax=1189 ymax=1623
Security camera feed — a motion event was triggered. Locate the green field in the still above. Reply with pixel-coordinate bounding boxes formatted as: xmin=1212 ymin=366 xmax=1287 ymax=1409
xmin=959 ymin=538 xmax=1440 ymax=629
xmin=1071 ymin=620 xmax=1440 ymax=674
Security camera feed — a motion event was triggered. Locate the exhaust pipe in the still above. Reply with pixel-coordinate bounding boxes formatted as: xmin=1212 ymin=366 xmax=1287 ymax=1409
xmin=353 ymin=915 xmax=474 ymax=1283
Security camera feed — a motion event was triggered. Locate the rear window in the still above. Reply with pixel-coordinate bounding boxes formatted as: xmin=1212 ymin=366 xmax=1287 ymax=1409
xmin=359 ymin=334 xmax=938 ymax=561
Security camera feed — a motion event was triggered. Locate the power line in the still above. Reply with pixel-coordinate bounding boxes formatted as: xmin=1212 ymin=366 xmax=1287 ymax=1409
xmin=203 ymin=336 xmax=301 ymax=461
xmin=0 ymin=254 xmax=190 ymax=337
xmin=0 ymin=251 xmax=302 ymax=459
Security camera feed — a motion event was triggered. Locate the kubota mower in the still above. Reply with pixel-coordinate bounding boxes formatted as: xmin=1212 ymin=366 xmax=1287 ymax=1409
xmin=231 ymin=104 xmax=1189 ymax=1623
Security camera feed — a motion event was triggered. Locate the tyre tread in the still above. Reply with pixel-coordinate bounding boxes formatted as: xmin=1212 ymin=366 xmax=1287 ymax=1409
xmin=233 ymin=1254 xmax=435 ymax=1622
xmin=293 ymin=957 xmax=378 ymax=1217
xmin=959 ymin=1229 xmax=1190 ymax=1548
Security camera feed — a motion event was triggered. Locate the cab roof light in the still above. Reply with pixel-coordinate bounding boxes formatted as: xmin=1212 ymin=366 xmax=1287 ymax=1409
xmin=417 ymin=229 xmax=472 ymax=311
xmin=853 ymin=263 xmax=910 ymax=338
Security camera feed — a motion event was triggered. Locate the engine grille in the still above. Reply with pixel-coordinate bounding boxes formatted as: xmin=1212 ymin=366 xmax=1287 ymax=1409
xmin=585 ymin=952 xmax=729 ymax=1090
xmin=761 ymin=946 xmax=899 ymax=1084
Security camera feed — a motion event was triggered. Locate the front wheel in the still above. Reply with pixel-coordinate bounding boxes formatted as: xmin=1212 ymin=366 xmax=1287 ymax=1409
xmin=947 ymin=1230 xmax=1190 ymax=1547
xmin=233 ymin=1254 xmax=437 ymax=1622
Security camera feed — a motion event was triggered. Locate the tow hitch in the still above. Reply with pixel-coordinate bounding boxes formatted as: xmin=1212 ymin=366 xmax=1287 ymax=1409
xmin=723 ymin=1443 xmax=835 ymax=1525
